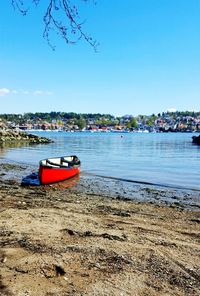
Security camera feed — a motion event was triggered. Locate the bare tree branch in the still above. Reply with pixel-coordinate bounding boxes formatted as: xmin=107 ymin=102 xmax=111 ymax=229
xmin=11 ymin=0 xmax=98 ymax=51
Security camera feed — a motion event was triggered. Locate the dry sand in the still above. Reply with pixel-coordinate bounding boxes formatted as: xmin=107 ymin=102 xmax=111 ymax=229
xmin=0 ymin=164 xmax=200 ymax=296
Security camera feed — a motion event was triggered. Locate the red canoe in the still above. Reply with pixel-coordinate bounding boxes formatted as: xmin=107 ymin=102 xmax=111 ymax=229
xmin=38 ymin=155 xmax=81 ymax=185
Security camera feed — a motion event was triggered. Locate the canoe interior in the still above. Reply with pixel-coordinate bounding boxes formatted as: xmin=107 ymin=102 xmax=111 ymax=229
xmin=40 ymin=156 xmax=80 ymax=167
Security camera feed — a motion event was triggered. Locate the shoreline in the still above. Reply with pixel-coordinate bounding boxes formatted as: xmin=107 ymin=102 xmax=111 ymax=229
xmin=0 ymin=162 xmax=200 ymax=295
xmin=0 ymin=159 xmax=200 ymax=211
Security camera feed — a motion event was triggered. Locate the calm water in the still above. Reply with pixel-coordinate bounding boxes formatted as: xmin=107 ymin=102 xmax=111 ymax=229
xmin=0 ymin=131 xmax=199 ymax=190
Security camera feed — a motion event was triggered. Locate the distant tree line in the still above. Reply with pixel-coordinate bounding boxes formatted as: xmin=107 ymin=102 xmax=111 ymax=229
xmin=0 ymin=111 xmax=199 ymax=124
xmin=161 ymin=111 xmax=200 ymax=118
xmin=0 ymin=112 xmax=116 ymax=124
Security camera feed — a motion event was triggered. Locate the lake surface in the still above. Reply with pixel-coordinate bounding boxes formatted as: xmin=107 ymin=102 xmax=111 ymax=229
xmin=0 ymin=131 xmax=199 ymax=190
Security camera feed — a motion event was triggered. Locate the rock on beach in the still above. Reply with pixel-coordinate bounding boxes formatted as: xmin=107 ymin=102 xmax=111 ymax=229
xmin=0 ymin=129 xmax=53 ymax=144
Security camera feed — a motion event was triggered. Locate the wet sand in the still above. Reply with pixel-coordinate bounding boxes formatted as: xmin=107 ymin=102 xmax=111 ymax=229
xmin=0 ymin=162 xmax=200 ymax=295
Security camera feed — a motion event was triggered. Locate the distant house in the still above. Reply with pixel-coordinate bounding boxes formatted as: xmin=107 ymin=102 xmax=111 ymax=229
xmin=88 ymin=125 xmax=98 ymax=131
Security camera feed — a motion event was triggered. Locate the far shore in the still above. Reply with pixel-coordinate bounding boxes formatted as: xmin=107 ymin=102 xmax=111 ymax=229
xmin=0 ymin=161 xmax=200 ymax=295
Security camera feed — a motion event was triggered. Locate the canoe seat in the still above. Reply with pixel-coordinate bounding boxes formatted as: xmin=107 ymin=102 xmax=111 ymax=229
xmin=46 ymin=159 xmax=70 ymax=167
xmin=61 ymin=156 xmax=80 ymax=166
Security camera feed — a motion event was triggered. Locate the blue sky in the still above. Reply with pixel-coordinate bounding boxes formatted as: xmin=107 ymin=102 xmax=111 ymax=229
xmin=0 ymin=0 xmax=200 ymax=116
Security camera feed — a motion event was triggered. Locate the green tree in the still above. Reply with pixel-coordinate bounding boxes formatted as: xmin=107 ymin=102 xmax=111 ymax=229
xmin=126 ymin=117 xmax=138 ymax=129
xmin=77 ymin=117 xmax=86 ymax=129
xmin=146 ymin=118 xmax=154 ymax=127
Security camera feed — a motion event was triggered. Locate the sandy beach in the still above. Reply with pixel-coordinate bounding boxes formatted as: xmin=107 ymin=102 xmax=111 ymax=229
xmin=0 ymin=162 xmax=200 ymax=296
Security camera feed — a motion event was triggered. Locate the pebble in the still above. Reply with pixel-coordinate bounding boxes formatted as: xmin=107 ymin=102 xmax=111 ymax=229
xmin=2 ymin=257 xmax=7 ymax=263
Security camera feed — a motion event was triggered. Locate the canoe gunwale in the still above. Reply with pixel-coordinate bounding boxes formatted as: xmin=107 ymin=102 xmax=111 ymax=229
xmin=39 ymin=164 xmax=80 ymax=169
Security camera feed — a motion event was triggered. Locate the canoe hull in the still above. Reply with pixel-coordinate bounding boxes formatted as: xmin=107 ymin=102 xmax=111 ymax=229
xmin=38 ymin=155 xmax=81 ymax=185
xmin=39 ymin=166 xmax=80 ymax=185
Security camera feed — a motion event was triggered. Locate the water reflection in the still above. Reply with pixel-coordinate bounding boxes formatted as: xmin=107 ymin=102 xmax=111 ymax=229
xmin=44 ymin=174 xmax=80 ymax=190
xmin=0 ymin=141 xmax=33 ymax=150
xmin=0 ymin=141 xmax=37 ymax=159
